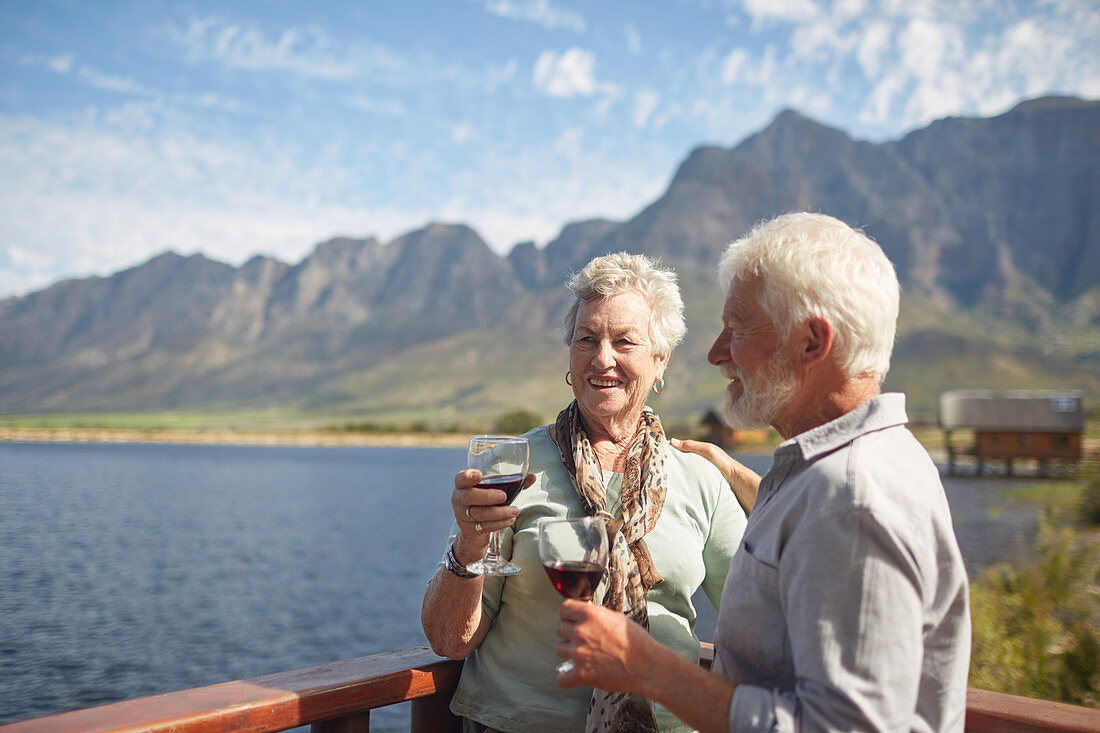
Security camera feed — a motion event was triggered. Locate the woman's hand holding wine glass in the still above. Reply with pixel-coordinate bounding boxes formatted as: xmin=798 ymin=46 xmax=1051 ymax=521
xmin=462 ymin=435 xmax=530 ymax=577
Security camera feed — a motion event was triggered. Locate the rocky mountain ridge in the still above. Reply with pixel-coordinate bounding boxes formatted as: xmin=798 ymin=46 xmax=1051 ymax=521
xmin=1 ymin=96 xmax=1097 ymax=421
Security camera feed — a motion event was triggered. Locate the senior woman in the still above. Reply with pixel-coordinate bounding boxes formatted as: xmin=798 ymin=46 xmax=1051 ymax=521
xmin=421 ymin=252 xmax=748 ymax=733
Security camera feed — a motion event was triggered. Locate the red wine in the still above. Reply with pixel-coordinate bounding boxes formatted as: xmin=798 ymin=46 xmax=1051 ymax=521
xmin=476 ymin=473 xmax=525 ymax=505
xmin=543 ymin=561 xmax=604 ymax=600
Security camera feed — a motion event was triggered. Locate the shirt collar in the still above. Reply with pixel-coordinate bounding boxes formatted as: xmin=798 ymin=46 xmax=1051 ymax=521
xmin=774 ymin=392 xmax=909 ymax=464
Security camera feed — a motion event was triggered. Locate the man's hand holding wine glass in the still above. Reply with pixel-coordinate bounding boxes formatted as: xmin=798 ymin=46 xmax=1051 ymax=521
xmin=555 ymin=597 xmax=661 ymax=694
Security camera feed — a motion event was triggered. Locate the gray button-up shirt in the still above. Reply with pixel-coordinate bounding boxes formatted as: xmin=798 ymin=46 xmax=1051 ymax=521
xmin=712 ymin=393 xmax=970 ymax=732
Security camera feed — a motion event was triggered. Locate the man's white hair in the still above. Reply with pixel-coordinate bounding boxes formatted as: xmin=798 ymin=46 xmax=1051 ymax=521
xmin=563 ymin=252 xmax=686 ymax=359
xmin=718 ymin=212 xmax=900 ymax=383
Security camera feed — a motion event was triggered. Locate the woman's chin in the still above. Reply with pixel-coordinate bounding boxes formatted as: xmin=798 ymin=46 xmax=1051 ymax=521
xmin=579 ymin=394 xmax=643 ymax=424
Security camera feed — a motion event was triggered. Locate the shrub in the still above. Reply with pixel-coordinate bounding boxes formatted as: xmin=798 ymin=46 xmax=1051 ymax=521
xmin=969 ymin=521 xmax=1100 ymax=707
xmin=1079 ymin=459 xmax=1100 ymax=525
xmin=494 ymin=409 xmax=542 ymax=435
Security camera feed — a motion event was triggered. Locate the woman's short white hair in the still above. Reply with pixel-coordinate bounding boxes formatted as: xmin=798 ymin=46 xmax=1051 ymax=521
xmin=718 ymin=212 xmax=899 ymax=383
xmin=563 ymin=252 xmax=686 ymax=359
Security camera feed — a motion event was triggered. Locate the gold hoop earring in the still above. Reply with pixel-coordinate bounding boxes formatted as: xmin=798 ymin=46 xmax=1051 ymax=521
xmin=653 ymin=378 xmax=665 ymax=395
xmin=565 ymin=371 xmax=573 ymax=386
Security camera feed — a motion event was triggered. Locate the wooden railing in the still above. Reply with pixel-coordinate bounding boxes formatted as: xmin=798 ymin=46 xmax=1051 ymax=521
xmin=3 ymin=644 xmax=1099 ymax=732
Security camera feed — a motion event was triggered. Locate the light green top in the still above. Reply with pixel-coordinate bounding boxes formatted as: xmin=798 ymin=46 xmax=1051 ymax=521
xmin=442 ymin=424 xmax=748 ymax=732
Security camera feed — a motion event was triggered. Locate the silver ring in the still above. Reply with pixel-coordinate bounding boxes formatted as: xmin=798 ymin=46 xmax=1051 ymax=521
xmin=475 ymin=522 xmax=484 ymax=534
xmin=465 ymin=506 xmax=473 ymax=520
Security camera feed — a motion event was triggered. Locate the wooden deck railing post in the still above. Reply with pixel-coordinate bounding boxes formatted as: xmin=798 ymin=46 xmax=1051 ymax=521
xmin=411 ymin=693 xmax=462 ymax=733
xmin=311 ymin=710 xmax=371 ymax=733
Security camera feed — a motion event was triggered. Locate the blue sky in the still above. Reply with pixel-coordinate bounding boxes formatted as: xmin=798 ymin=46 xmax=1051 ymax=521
xmin=2 ymin=0 xmax=1097 ymax=299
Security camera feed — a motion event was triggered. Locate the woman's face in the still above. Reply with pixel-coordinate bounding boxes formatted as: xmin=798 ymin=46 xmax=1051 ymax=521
xmin=569 ymin=291 xmax=668 ymax=434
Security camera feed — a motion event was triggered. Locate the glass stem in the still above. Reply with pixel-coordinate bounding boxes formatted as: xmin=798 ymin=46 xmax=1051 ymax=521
xmin=485 ymin=530 xmax=502 ymax=563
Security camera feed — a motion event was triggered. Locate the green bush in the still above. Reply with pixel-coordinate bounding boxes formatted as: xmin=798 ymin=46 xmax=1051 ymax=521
xmin=969 ymin=521 xmax=1100 ymax=707
xmin=1079 ymin=459 xmax=1100 ymax=525
xmin=493 ymin=409 xmax=543 ymax=435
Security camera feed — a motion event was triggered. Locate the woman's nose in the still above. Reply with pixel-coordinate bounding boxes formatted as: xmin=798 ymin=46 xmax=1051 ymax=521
xmin=593 ymin=340 xmax=616 ymax=367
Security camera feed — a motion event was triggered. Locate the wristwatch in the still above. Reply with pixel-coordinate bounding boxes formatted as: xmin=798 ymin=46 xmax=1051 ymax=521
xmin=445 ymin=543 xmax=479 ymax=579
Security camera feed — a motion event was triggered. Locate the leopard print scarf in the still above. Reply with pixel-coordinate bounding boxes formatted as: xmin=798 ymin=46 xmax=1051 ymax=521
xmin=550 ymin=400 xmax=667 ymax=733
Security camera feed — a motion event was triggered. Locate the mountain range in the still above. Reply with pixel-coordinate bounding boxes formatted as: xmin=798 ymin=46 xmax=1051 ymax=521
xmin=1 ymin=95 xmax=1098 ymax=428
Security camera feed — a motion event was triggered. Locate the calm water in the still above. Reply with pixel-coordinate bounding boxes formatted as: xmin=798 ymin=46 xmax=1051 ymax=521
xmin=0 ymin=442 xmax=1044 ymax=729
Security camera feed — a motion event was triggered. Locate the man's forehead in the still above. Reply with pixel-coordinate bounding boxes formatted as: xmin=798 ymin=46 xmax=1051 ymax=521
xmin=722 ymin=276 xmax=764 ymax=322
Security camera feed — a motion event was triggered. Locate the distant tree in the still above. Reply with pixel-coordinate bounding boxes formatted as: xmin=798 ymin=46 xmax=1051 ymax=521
xmin=1079 ymin=458 xmax=1100 ymax=525
xmin=494 ymin=409 xmax=542 ymax=435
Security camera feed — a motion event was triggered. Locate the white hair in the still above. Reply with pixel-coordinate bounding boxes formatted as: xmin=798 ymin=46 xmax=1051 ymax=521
xmin=563 ymin=252 xmax=686 ymax=358
xmin=718 ymin=212 xmax=899 ymax=383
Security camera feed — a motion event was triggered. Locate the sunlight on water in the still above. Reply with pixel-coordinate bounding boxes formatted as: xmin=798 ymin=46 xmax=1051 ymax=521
xmin=0 ymin=443 xmax=1044 ymax=729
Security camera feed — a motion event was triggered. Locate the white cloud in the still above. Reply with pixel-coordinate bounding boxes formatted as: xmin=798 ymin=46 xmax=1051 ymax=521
xmin=0 ymin=113 xmax=433 ymax=297
xmin=854 ymin=3 xmax=1100 ymax=130
xmin=20 ymin=53 xmax=76 ymax=74
xmin=632 ymin=89 xmax=661 ymax=129
xmin=77 ymin=66 xmax=148 ymax=95
xmin=720 ymin=48 xmax=748 ymax=84
xmin=101 ymin=102 xmax=161 ymax=130
xmin=485 ymin=59 xmax=519 ymax=91
xmin=436 ymin=142 xmax=670 ymax=251
xmin=719 ymin=45 xmax=780 ymax=88
xmin=833 ymin=0 xmax=869 ymax=19
xmin=553 ymin=127 xmax=585 ymax=158
xmin=625 ymin=24 xmax=642 ymax=54
xmin=176 ymin=92 xmax=242 ymax=113
xmin=451 ymin=122 xmax=475 ymax=144
xmin=855 ymin=20 xmax=893 ymax=79
xmin=172 ymin=16 xmax=406 ymax=81
xmin=533 ymin=48 xmax=604 ymax=97
xmin=6 ymin=245 xmax=54 ymax=271
xmin=741 ymin=0 xmax=821 ymax=24
xmin=346 ymin=95 xmax=407 ymax=117
xmin=705 ymin=0 xmax=1099 ymax=137
xmin=482 ymin=0 xmax=586 ymax=32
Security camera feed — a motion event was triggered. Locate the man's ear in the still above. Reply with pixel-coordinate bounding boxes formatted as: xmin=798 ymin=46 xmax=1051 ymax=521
xmin=801 ymin=316 xmax=834 ymax=367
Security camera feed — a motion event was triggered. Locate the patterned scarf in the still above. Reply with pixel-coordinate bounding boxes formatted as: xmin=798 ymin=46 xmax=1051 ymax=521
xmin=550 ymin=400 xmax=668 ymax=733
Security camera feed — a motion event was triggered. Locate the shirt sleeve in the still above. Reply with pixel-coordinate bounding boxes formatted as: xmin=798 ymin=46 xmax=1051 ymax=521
xmin=701 ymin=475 xmax=748 ymax=610
xmin=731 ymin=506 xmax=925 ymax=732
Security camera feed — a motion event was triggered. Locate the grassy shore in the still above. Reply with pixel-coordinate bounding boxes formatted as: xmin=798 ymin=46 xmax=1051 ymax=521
xmin=2 ymin=413 xmax=1096 ymax=456
xmin=0 ymin=425 xmax=470 ymax=448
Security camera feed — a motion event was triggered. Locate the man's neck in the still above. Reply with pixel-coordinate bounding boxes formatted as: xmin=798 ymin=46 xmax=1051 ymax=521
xmin=773 ymin=375 xmax=880 ymax=440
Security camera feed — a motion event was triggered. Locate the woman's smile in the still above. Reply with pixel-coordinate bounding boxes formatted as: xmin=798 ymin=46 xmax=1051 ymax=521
xmin=568 ymin=290 xmax=667 ymax=439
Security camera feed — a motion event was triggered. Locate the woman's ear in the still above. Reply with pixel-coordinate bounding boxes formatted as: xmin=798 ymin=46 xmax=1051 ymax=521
xmin=657 ymin=350 xmax=670 ymax=374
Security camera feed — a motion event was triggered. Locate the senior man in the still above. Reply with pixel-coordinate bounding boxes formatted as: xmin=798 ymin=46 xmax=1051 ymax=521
xmin=556 ymin=212 xmax=971 ymax=732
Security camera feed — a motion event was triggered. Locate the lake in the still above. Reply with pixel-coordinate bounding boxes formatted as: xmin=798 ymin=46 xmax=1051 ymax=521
xmin=0 ymin=441 xmax=1044 ymax=730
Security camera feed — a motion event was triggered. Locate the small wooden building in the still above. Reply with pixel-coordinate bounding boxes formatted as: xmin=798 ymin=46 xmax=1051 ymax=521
xmin=701 ymin=409 xmax=770 ymax=449
xmin=939 ymin=390 xmax=1085 ymax=476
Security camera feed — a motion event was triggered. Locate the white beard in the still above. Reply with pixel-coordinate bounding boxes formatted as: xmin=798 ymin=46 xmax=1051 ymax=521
xmin=720 ymin=350 xmax=799 ymax=430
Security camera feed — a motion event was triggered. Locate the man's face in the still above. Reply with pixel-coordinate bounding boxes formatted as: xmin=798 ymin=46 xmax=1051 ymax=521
xmin=707 ymin=276 xmax=799 ymax=430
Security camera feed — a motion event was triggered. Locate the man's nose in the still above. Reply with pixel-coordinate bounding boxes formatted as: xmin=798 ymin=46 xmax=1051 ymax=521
xmin=708 ymin=331 xmax=730 ymax=366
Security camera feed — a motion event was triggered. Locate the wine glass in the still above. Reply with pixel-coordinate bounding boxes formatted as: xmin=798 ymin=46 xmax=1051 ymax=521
xmin=464 ymin=435 xmax=530 ymax=576
xmin=538 ymin=516 xmax=609 ymax=673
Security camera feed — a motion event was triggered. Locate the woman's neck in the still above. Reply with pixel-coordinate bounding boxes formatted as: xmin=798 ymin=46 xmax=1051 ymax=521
xmin=582 ymin=412 xmax=640 ymax=472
